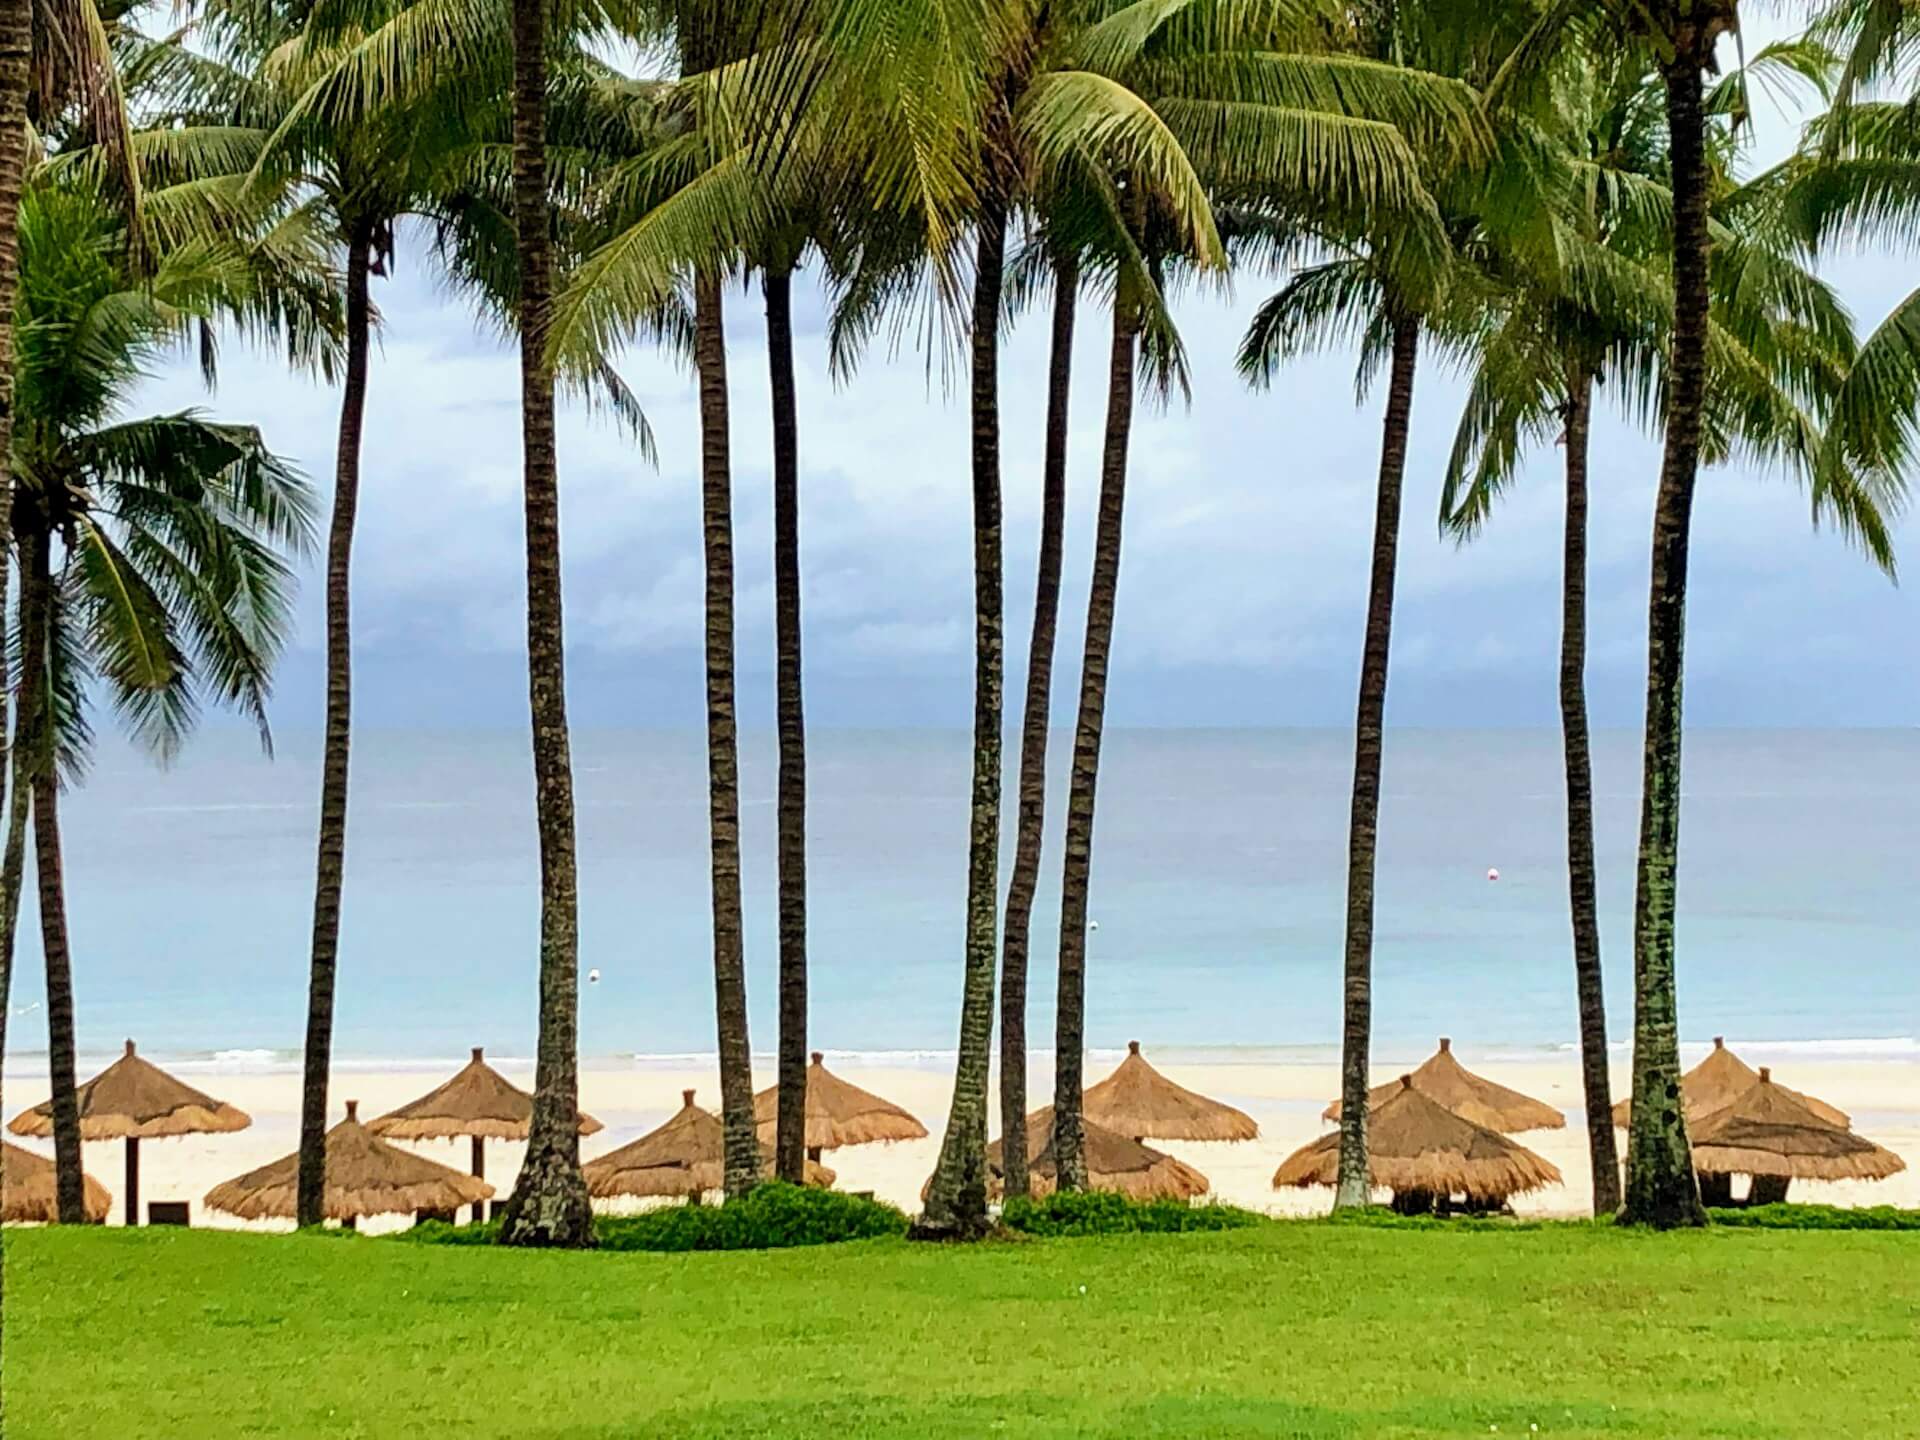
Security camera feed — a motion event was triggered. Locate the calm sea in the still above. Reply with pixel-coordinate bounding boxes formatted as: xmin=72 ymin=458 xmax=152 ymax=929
xmin=6 ymin=727 xmax=1914 ymax=1071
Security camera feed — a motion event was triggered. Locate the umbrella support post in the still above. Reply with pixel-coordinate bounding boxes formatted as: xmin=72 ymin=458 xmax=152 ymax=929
xmin=1697 ymin=1171 xmax=1733 ymax=1208
xmin=1748 ymin=1174 xmax=1789 ymax=1207
xmin=471 ymin=1136 xmax=485 ymax=1224
xmin=125 ymin=1137 xmax=140 ymax=1227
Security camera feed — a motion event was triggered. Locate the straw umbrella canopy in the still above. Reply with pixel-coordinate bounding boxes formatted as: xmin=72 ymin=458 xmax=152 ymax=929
xmin=205 ymin=1101 xmax=492 ymax=1226
xmin=584 ymin=1090 xmax=835 ymax=1201
xmin=1608 ymin=1037 xmax=1850 ymax=1130
xmin=752 ymin=1052 xmax=927 ymax=1162
xmin=1280 ymin=1077 xmax=1563 ymax=1211
xmin=936 ymin=1107 xmax=1209 ymax=1202
xmin=2 ymin=1141 xmax=110 ymax=1224
xmin=366 ymin=1046 xmax=602 ymax=1200
xmin=1083 ymin=1042 xmax=1258 ymax=1142
xmin=1321 ymin=1038 xmax=1565 ymax=1134
xmin=7 ymin=1039 xmax=250 ymax=1226
xmin=1690 ymin=1068 xmax=1904 ymax=1205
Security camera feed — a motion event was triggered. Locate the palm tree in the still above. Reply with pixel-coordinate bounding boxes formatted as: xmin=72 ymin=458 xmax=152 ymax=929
xmin=491 ymin=0 xmax=595 ymax=1247
xmin=996 ymin=245 xmax=1075 ymax=1199
xmin=0 ymin=0 xmax=31 ymax=1093
xmin=1485 ymin=0 xmax=1789 ymax=1234
xmin=1040 ymin=1 xmax=1491 ymax=1192
xmin=9 ymin=168 xmax=324 ymax=1220
xmin=1443 ymin=43 xmax=1902 ymax=1216
xmin=1226 ymin=0 xmax=1509 ymax=1209
xmin=0 ymin=0 xmax=143 ymax=1114
xmin=764 ymin=231 xmax=810 ymax=1185
xmin=187 ymin=0 xmax=445 ymax=1232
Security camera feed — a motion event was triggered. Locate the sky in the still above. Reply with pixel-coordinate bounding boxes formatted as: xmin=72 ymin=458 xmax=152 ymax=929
xmin=125 ymin=60 xmax=1920 ymax=739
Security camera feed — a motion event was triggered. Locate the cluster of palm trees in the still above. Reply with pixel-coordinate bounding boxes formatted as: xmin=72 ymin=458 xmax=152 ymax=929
xmin=0 ymin=0 xmax=1913 ymax=1240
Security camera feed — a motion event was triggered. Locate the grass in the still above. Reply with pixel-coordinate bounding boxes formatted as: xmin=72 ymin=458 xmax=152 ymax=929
xmin=7 ymin=1222 xmax=1920 ymax=1438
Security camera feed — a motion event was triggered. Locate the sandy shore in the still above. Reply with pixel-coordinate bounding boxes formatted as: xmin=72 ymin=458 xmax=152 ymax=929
xmin=7 ymin=1051 xmax=1916 ymax=1233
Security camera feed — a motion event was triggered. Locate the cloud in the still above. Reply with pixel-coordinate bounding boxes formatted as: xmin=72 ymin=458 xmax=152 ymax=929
xmin=125 ymin=152 xmax=1917 ymax=734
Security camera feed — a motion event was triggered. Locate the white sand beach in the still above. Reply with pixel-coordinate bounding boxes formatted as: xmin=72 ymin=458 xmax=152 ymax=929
xmin=7 ymin=1047 xmax=1916 ymax=1232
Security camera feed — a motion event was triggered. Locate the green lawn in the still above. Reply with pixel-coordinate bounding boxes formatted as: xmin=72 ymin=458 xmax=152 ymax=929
xmin=5 ymin=1224 xmax=1918 ymax=1437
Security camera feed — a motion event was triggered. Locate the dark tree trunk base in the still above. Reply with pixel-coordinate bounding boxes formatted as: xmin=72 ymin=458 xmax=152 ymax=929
xmin=496 ymin=1143 xmax=596 ymax=1249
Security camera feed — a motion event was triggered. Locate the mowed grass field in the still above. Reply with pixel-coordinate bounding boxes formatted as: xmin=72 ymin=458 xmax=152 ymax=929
xmin=5 ymin=1223 xmax=1918 ymax=1437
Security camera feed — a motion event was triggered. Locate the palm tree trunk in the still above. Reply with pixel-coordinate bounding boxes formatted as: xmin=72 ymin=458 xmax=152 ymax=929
xmin=694 ymin=266 xmax=759 ymax=1199
xmin=0 ymin=0 xmax=30 ymax=1111
xmin=495 ymin=0 xmax=593 ymax=1248
xmin=0 ymin=750 xmax=29 ymax=1072
xmin=913 ymin=199 xmax=1006 ymax=1241
xmin=296 ymin=222 xmax=373 ymax=1229
xmin=1622 ymin=56 xmax=1712 ymax=1230
xmin=766 ymin=259 xmax=809 ymax=1186
xmin=20 ymin=534 xmax=83 ymax=1223
xmin=1052 ymin=300 xmax=1138 ymax=1193
xmin=1332 ymin=312 xmax=1420 ymax=1211
xmin=1561 ymin=359 xmax=1621 ymax=1217
xmin=999 ymin=256 xmax=1075 ymax=1199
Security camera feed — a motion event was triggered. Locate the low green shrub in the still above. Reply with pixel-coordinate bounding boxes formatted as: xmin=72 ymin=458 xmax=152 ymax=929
xmin=1320 ymin=1207 xmax=1560 ymax=1231
xmin=1709 ymin=1203 xmax=1920 ymax=1231
xmin=1000 ymin=1190 xmax=1265 ymax=1237
xmin=399 ymin=1183 xmax=907 ymax=1252
xmin=402 ymin=1218 xmax=500 ymax=1246
xmin=597 ymin=1183 xmax=908 ymax=1252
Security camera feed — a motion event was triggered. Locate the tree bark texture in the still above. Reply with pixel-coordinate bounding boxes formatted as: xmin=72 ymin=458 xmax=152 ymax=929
xmin=695 ymin=265 xmax=760 ymax=1199
xmin=1051 ymin=301 xmax=1137 ymax=1193
xmin=913 ymin=203 xmax=1007 ymax=1241
xmin=1622 ymin=56 xmax=1712 ymax=1230
xmin=496 ymin=0 xmax=593 ymax=1248
xmin=1560 ymin=360 xmax=1622 ymax=1217
xmin=297 ymin=224 xmax=372 ymax=1229
xmin=998 ymin=257 xmax=1075 ymax=1200
xmin=766 ymin=261 xmax=809 ymax=1186
xmin=1332 ymin=313 xmax=1420 ymax=1211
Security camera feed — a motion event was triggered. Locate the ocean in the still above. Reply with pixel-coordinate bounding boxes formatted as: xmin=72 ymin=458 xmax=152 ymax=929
xmin=6 ymin=726 xmax=1914 ymax=1073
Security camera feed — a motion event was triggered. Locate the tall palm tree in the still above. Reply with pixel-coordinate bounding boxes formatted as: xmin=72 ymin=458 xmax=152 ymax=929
xmin=1039 ymin=0 xmax=1489 ymax=1191
xmin=0 ymin=0 xmax=31 ymax=1094
xmin=9 ymin=167 xmax=325 ymax=1219
xmin=494 ymin=0 xmax=594 ymax=1246
xmin=996 ymin=245 xmax=1075 ymax=1199
xmin=0 ymin=0 xmax=144 ymax=1126
xmin=1225 ymin=0 xmax=1510 ymax=1209
xmin=764 ymin=232 xmax=809 ymax=1185
xmin=1486 ymin=0 xmax=1775 ymax=1234
xmin=1443 ymin=43 xmax=1902 ymax=1216
xmin=189 ymin=0 xmax=444 ymax=1232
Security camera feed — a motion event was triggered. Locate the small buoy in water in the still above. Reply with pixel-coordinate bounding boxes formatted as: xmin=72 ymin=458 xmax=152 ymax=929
xmin=587 ymin=968 xmax=601 ymax=984
xmin=1486 ymin=868 xmax=1500 ymax=882
xmin=1090 ymin=919 xmax=1100 ymax=932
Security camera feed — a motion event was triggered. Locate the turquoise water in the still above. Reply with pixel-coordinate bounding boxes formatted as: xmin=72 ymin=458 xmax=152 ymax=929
xmin=7 ymin=727 xmax=1914 ymax=1066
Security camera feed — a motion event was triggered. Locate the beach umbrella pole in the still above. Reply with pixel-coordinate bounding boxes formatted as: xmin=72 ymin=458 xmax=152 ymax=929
xmin=471 ymin=1136 xmax=485 ymax=1223
xmin=125 ymin=1137 xmax=140 ymax=1227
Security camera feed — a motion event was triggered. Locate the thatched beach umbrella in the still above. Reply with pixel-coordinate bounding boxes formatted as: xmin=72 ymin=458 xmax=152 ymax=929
xmin=969 ymin=1107 xmax=1209 ymax=1202
xmin=1608 ymin=1037 xmax=1850 ymax=1130
xmin=367 ymin=1047 xmax=601 ymax=1212
xmin=752 ymin=1052 xmax=927 ymax=1163
xmin=1084 ymin=1042 xmax=1258 ymax=1142
xmin=1690 ymin=1069 xmax=1904 ymax=1206
xmin=205 ymin=1100 xmax=492 ymax=1227
xmin=1322 ymin=1038 xmax=1564 ymax=1134
xmin=2 ymin=1140 xmax=111 ymax=1224
xmin=584 ymin=1089 xmax=835 ymax=1201
xmin=1280 ymin=1077 xmax=1563 ymax=1213
xmin=7 ymin=1039 xmax=250 ymax=1226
